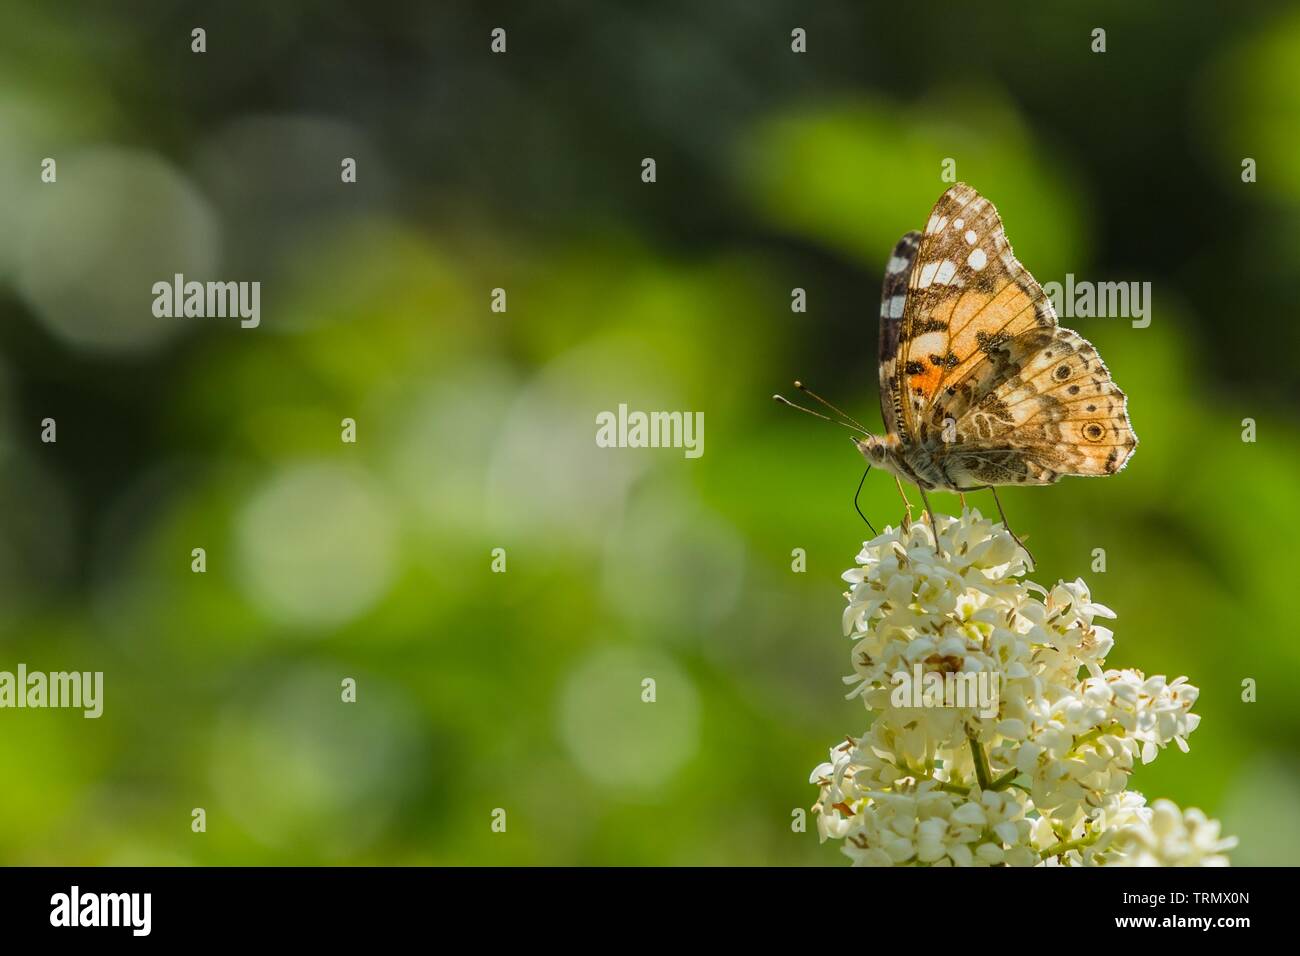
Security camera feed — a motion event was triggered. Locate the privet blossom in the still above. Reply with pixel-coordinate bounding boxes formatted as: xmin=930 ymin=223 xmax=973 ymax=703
xmin=810 ymin=511 xmax=1235 ymax=867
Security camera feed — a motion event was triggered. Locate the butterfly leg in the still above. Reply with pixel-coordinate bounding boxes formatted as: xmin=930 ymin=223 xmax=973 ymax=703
xmin=990 ymin=487 xmax=1035 ymax=568
xmin=893 ymin=474 xmax=913 ymax=528
xmin=958 ymin=491 xmax=968 ymax=514
xmin=917 ymin=486 xmax=945 ymax=558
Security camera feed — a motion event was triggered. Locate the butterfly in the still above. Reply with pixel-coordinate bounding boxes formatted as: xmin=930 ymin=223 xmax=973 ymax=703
xmin=777 ymin=183 xmax=1137 ymax=557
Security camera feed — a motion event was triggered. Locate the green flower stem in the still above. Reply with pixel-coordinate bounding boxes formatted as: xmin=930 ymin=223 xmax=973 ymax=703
xmin=968 ymin=734 xmax=992 ymax=790
xmin=988 ymin=767 xmax=1020 ymax=791
xmin=1069 ymin=721 xmax=1125 ymax=757
xmin=1039 ymin=830 xmax=1102 ymax=860
xmin=898 ymin=762 xmax=970 ymax=796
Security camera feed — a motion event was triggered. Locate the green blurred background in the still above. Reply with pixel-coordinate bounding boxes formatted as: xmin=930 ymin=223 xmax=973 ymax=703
xmin=0 ymin=1 xmax=1297 ymax=865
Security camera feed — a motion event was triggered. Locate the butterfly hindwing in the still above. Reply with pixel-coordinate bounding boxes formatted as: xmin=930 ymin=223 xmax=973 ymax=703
xmin=936 ymin=326 xmax=1137 ymax=486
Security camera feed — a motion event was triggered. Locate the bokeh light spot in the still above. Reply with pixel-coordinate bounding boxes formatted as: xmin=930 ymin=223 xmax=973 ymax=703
xmin=235 ymin=461 xmax=397 ymax=629
xmin=558 ymin=646 xmax=699 ymax=792
xmin=17 ymin=146 xmax=219 ymax=353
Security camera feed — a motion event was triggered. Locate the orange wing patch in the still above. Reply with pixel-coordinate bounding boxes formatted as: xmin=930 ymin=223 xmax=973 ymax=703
xmin=904 ymin=359 xmax=944 ymax=400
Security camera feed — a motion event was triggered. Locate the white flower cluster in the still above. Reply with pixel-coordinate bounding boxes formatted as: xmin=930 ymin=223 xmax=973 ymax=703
xmin=810 ymin=510 xmax=1235 ymax=867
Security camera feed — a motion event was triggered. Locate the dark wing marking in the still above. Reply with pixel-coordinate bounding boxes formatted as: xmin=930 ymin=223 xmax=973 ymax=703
xmin=878 ymin=230 xmax=921 ymax=438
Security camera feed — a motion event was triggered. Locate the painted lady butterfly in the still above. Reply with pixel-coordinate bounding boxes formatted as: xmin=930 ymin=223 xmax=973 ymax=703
xmin=778 ymin=183 xmax=1137 ymax=551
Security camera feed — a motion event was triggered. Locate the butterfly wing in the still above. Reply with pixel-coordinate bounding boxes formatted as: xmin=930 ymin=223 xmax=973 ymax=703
xmin=878 ymin=230 xmax=920 ymax=438
xmin=892 ymin=183 xmax=1136 ymax=486
xmin=938 ymin=324 xmax=1138 ymax=485
xmin=893 ymin=183 xmax=1058 ymax=444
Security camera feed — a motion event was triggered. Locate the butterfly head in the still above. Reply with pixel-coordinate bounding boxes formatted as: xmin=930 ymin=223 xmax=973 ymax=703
xmin=854 ymin=433 xmax=914 ymax=485
xmin=854 ymin=435 xmax=889 ymax=465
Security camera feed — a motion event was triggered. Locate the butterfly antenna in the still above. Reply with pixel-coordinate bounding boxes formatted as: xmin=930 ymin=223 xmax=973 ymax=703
xmin=772 ymin=393 xmax=868 ymax=437
xmin=794 ymin=381 xmax=871 ymax=434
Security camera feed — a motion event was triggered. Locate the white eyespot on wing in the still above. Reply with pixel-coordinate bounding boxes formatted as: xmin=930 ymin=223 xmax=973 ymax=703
xmin=925 ymin=214 xmax=948 ymax=235
xmin=953 ymin=218 xmax=964 ymax=229
xmin=967 ymin=248 xmax=987 ymax=271
xmin=933 ymin=260 xmax=958 ymax=285
xmin=889 ymin=294 xmax=905 ymax=318
xmin=964 ymin=230 xmax=978 ymax=245
xmin=916 ymin=261 xmax=940 ymax=288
